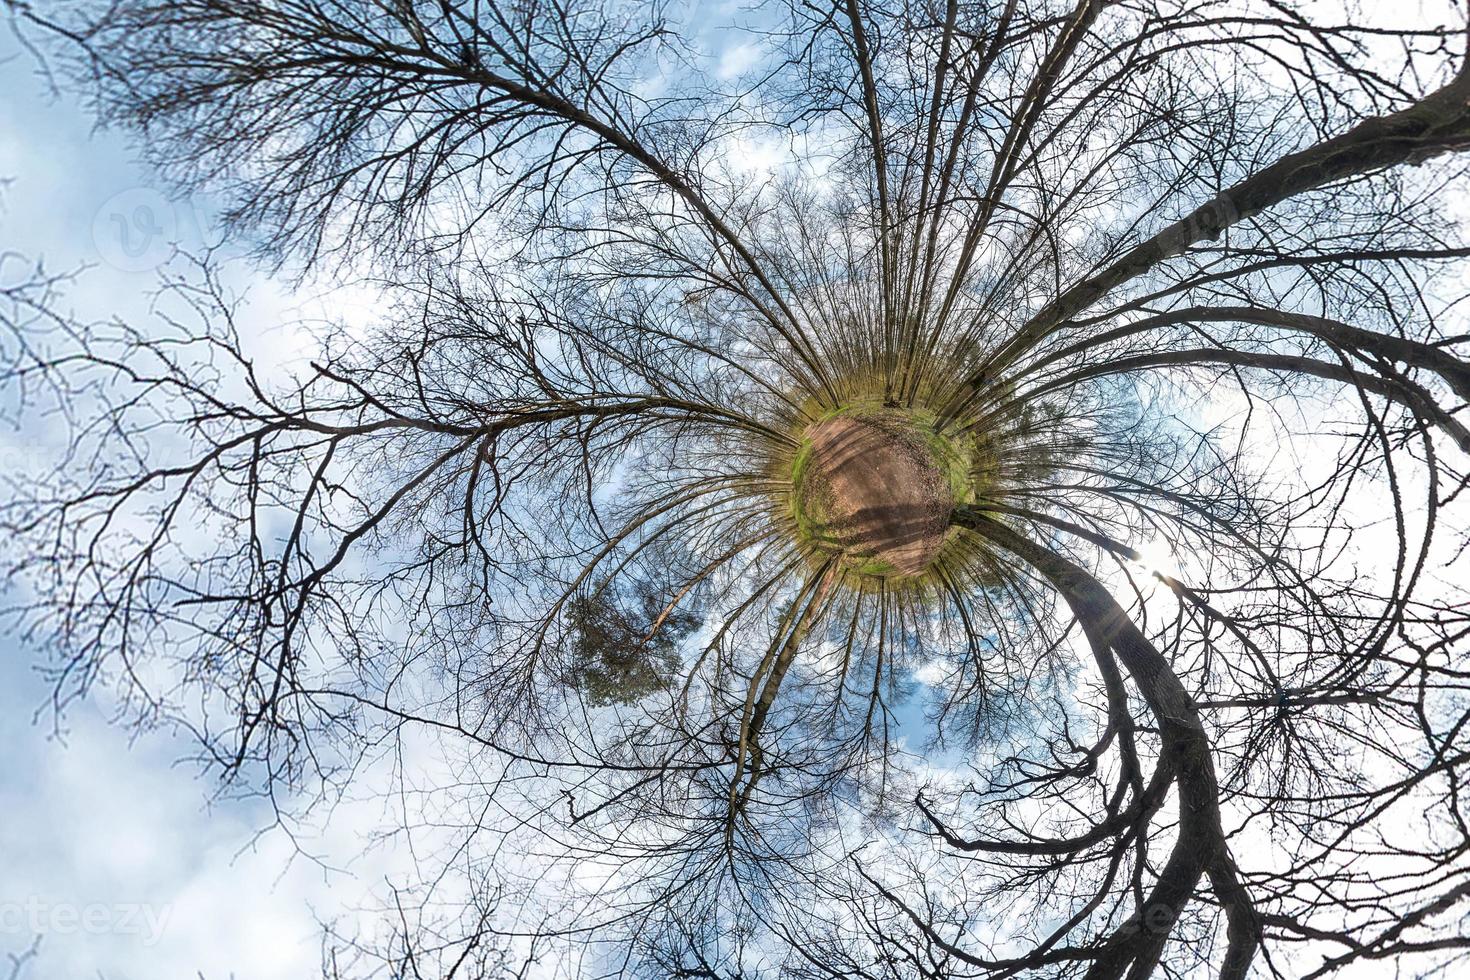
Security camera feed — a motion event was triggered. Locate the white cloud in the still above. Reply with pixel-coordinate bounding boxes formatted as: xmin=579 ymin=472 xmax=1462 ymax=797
xmin=715 ymin=41 xmax=762 ymax=80
xmin=911 ymin=660 xmax=949 ymax=688
xmin=0 ymin=37 xmax=391 ymax=980
xmin=0 ymin=680 xmax=364 ymax=979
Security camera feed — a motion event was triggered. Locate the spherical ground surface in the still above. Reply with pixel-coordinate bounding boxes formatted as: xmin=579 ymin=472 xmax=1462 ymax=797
xmin=796 ymin=413 xmax=956 ymax=577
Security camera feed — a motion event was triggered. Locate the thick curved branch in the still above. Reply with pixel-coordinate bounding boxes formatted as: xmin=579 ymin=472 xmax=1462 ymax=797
xmin=1027 ymin=346 xmax=1470 ymax=454
xmin=915 ymin=755 xmax=1173 ymax=857
xmin=1045 ymin=304 xmax=1470 ymax=403
xmin=953 ymin=507 xmax=1260 ymax=980
xmin=977 ymin=61 xmax=1470 ymax=380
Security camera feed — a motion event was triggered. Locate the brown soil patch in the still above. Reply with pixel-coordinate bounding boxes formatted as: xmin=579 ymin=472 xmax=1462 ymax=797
xmin=802 ymin=415 xmax=954 ymax=576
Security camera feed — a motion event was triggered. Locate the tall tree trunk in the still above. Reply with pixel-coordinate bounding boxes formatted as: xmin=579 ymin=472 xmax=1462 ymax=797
xmin=953 ymin=507 xmax=1260 ymax=980
xmin=979 ymin=67 xmax=1470 ymax=379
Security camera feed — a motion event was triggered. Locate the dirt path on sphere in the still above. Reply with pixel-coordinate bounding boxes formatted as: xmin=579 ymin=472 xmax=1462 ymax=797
xmin=804 ymin=415 xmax=954 ymax=576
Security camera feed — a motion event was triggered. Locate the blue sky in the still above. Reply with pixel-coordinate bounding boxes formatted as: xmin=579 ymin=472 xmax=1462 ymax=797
xmin=0 ymin=11 xmax=779 ymax=975
xmin=4 ymin=7 xmax=1422 ymax=977
xmin=0 ymin=31 xmax=379 ymax=980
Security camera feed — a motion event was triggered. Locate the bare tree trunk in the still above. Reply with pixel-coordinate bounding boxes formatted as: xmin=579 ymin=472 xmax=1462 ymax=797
xmin=1043 ymin=305 xmax=1470 ymax=403
xmin=980 ymin=67 xmax=1470 ymax=379
xmin=953 ymin=507 xmax=1260 ymax=980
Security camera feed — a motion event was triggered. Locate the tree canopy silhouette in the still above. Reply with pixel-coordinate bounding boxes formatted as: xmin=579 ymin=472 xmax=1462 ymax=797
xmin=4 ymin=0 xmax=1470 ymax=977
